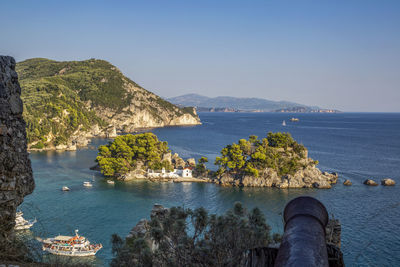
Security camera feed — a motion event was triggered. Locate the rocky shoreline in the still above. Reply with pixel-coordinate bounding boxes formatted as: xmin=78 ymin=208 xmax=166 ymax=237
xmin=217 ymin=162 xmax=338 ymax=189
xmin=28 ymin=124 xmax=118 ymax=151
xmin=28 ymin=120 xmax=201 ymax=152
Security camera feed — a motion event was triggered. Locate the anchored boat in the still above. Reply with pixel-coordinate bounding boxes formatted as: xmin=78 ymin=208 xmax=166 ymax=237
xmin=41 ymin=230 xmax=102 ymax=256
xmin=15 ymin=211 xmax=36 ymax=230
xmin=83 ymin=181 xmax=93 ymax=187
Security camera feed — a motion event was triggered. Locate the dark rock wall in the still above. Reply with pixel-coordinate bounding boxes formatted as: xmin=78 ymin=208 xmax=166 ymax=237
xmin=0 ymin=56 xmax=34 ymax=240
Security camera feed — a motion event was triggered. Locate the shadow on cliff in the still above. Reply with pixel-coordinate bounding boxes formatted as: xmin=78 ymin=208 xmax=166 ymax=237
xmin=0 ymin=56 xmax=94 ymax=266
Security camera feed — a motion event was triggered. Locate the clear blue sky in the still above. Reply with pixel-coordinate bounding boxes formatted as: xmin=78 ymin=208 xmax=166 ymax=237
xmin=2 ymin=0 xmax=400 ymax=112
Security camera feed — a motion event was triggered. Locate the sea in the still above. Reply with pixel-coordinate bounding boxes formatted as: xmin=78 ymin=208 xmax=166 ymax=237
xmin=21 ymin=112 xmax=400 ymax=266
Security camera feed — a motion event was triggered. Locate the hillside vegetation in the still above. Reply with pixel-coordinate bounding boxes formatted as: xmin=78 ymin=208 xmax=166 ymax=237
xmin=17 ymin=58 xmax=200 ymax=149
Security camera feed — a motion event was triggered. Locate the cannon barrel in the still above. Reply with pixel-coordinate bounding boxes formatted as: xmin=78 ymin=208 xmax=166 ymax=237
xmin=275 ymin=196 xmax=329 ymax=267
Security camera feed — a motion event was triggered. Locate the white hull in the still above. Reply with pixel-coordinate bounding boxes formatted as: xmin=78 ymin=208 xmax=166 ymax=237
xmin=83 ymin=182 xmax=93 ymax=187
xmin=43 ymin=248 xmax=98 ymax=256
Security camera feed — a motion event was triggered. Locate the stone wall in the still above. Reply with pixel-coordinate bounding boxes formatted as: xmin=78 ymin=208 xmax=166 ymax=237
xmin=0 ymin=56 xmax=34 ymax=241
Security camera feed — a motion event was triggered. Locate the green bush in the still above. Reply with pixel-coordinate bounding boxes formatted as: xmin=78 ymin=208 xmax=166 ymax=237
xmin=215 ymin=132 xmax=307 ymax=177
xmin=96 ymin=133 xmax=172 ymax=177
xmin=31 ymin=141 xmax=44 ymax=149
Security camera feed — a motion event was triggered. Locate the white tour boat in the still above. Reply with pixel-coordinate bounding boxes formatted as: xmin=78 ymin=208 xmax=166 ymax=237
xmin=83 ymin=181 xmax=93 ymax=187
xmin=15 ymin=211 xmax=36 ymax=230
xmin=41 ymin=230 xmax=102 ymax=256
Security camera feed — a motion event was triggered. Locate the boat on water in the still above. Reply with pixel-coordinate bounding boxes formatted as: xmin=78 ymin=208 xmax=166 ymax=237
xmin=282 ymin=120 xmax=286 ymax=126
xmin=83 ymin=181 xmax=93 ymax=187
xmin=41 ymin=230 xmax=102 ymax=256
xmin=106 ymin=180 xmax=115 ymax=185
xmin=290 ymin=117 xmax=299 ymax=122
xmin=15 ymin=211 xmax=36 ymax=230
xmin=62 ymin=186 xmax=70 ymax=191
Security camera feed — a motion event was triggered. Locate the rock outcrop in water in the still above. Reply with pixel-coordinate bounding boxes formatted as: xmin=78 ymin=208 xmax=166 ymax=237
xmin=217 ymin=162 xmax=338 ymax=189
xmin=0 ymin=56 xmax=35 ymax=241
xmin=213 ymin=133 xmax=338 ymax=189
xmin=363 ymin=179 xmax=378 ymax=186
xmin=381 ymin=178 xmax=395 ymax=186
xmin=343 ymin=179 xmax=352 ymax=186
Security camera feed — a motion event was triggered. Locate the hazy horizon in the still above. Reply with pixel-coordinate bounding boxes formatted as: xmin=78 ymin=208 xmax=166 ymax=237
xmin=2 ymin=0 xmax=400 ymax=112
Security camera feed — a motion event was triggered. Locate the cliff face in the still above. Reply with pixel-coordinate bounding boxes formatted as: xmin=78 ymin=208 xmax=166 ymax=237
xmin=16 ymin=58 xmax=201 ymax=150
xmin=0 ymin=56 xmax=34 ymax=240
xmin=219 ymin=160 xmax=338 ymax=189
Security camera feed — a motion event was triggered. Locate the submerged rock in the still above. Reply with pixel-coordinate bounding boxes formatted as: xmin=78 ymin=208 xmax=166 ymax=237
xmin=343 ymin=179 xmax=352 ymax=186
xmin=363 ymin=179 xmax=378 ymax=186
xmin=381 ymin=178 xmax=396 ymax=186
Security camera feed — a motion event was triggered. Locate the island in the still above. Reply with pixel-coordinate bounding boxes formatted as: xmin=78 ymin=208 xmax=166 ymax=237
xmin=93 ymin=132 xmax=338 ymax=189
xmin=214 ymin=132 xmax=338 ymax=188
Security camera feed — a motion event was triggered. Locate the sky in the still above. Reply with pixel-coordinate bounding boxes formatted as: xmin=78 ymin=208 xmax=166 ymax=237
xmin=1 ymin=0 xmax=400 ymax=112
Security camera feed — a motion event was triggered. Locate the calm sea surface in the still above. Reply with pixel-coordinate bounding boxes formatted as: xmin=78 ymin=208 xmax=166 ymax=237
xmin=21 ymin=113 xmax=400 ymax=266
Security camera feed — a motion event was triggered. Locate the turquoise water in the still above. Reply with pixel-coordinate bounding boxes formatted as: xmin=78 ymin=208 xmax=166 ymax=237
xmin=21 ymin=113 xmax=400 ymax=266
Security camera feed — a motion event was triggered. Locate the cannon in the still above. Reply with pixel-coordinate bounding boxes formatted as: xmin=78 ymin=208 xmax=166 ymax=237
xmin=274 ymin=196 xmax=329 ymax=267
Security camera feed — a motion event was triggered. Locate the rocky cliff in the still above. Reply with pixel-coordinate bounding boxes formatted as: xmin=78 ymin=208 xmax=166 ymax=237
xmin=16 ymin=58 xmax=201 ymax=150
xmin=0 ymin=56 xmax=35 ymax=241
xmin=218 ymin=160 xmax=338 ymax=189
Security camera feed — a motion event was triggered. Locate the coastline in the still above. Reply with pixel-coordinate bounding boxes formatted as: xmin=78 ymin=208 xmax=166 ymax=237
xmin=27 ymin=122 xmax=201 ymax=152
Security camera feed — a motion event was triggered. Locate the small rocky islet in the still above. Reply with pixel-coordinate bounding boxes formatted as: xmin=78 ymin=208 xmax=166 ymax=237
xmin=92 ymin=132 xmax=340 ymax=189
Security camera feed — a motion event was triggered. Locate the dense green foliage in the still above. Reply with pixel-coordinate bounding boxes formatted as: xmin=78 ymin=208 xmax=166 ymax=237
xmin=17 ymin=58 xmax=196 ymax=147
xmin=96 ymin=133 xmax=172 ymax=177
xmin=111 ymin=202 xmax=280 ymax=266
xmin=215 ymin=132 xmax=308 ymax=177
xmin=195 ymin=156 xmax=209 ymax=176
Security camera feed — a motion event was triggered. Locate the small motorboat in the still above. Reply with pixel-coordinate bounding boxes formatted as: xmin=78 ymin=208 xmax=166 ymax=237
xmin=106 ymin=180 xmax=115 ymax=185
xmin=83 ymin=181 xmax=93 ymax=187
xmin=62 ymin=186 xmax=70 ymax=191
xmin=290 ymin=117 xmax=299 ymax=122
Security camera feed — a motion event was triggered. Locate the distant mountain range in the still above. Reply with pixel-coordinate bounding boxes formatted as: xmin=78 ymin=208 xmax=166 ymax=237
xmin=167 ymin=94 xmax=339 ymax=113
